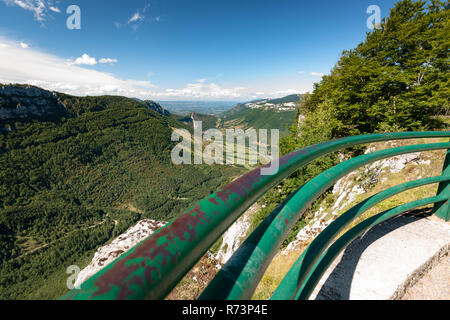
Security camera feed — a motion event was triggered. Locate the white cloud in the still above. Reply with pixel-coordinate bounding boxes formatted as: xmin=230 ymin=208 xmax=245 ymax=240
xmin=128 ymin=12 xmax=143 ymax=24
xmin=126 ymin=3 xmax=151 ymax=27
xmin=196 ymin=79 xmax=207 ymax=83
xmin=153 ymin=81 xmax=246 ymax=99
xmin=1 ymin=0 xmax=56 ymax=23
xmin=275 ymin=89 xmax=298 ymax=96
xmin=298 ymin=70 xmax=305 ymax=74
xmin=310 ymin=72 xmax=324 ymax=77
xmin=73 ymin=54 xmax=97 ymax=66
xmin=20 ymin=42 xmax=29 ymax=48
xmin=0 ymin=37 xmax=156 ymax=99
xmin=99 ymin=58 xmax=118 ymax=64
xmin=0 ymin=37 xmax=308 ymax=101
xmin=48 ymin=6 xmax=59 ymax=13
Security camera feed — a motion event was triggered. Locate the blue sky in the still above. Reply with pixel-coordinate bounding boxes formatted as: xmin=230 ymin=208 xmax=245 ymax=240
xmin=0 ymin=0 xmax=399 ymax=100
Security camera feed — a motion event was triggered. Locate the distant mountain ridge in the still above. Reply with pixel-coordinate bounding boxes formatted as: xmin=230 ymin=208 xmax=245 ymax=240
xmin=0 ymin=84 xmax=172 ymax=131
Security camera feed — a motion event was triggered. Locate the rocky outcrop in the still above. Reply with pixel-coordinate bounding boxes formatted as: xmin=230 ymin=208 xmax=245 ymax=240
xmin=214 ymin=203 xmax=260 ymax=264
xmin=0 ymin=84 xmax=67 ymax=125
xmin=144 ymin=100 xmax=171 ymax=116
xmin=74 ymin=219 xmax=167 ymax=288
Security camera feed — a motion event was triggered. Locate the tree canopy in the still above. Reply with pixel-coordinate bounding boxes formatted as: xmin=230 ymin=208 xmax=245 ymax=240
xmin=300 ymin=0 xmax=449 ymax=139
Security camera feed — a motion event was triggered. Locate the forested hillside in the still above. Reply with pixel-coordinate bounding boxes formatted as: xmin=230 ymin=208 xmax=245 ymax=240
xmin=0 ymin=85 xmax=245 ymax=299
xmin=218 ymin=94 xmax=302 ymax=135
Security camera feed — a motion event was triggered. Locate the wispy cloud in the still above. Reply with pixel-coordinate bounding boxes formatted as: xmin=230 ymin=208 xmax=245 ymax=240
xmin=1 ymin=0 xmax=59 ymax=24
xmin=48 ymin=5 xmax=60 ymax=13
xmin=99 ymin=58 xmax=118 ymax=64
xmin=128 ymin=12 xmax=144 ymax=24
xmin=126 ymin=3 xmax=151 ymax=28
xmin=142 ymin=3 xmax=151 ymax=13
xmin=310 ymin=72 xmax=324 ymax=77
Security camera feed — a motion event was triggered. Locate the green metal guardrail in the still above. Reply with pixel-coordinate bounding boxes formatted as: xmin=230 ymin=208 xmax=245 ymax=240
xmin=61 ymin=131 xmax=450 ymax=300
xmin=271 ymin=177 xmax=450 ymax=300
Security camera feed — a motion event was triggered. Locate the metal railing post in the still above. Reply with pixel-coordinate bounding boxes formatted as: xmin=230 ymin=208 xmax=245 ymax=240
xmin=434 ymin=147 xmax=450 ymax=221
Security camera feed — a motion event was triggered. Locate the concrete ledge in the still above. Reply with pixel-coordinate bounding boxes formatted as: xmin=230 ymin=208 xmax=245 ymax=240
xmin=309 ymin=212 xmax=450 ymax=300
xmin=391 ymin=243 xmax=449 ymax=300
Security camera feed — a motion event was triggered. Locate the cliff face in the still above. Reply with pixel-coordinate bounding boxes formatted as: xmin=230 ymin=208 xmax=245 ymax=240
xmin=0 ymin=84 xmax=67 ymax=128
xmin=144 ymin=100 xmax=171 ymax=117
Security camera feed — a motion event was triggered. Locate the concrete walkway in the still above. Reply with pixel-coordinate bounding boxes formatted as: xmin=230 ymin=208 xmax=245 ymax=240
xmin=309 ymin=211 xmax=450 ymax=300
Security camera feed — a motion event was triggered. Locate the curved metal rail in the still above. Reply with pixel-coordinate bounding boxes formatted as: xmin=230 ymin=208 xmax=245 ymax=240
xmin=271 ymin=177 xmax=450 ymax=300
xmin=292 ymin=195 xmax=447 ymax=300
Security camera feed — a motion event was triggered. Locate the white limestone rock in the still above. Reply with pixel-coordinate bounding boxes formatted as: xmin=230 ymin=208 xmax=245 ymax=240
xmin=74 ymin=219 xmax=167 ymax=288
xmin=214 ymin=203 xmax=260 ymax=264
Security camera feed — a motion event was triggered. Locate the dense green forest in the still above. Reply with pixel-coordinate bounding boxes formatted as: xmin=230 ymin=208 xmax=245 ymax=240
xmin=0 ymin=89 xmax=245 ymax=299
xmin=258 ymin=0 xmax=449 ymax=244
